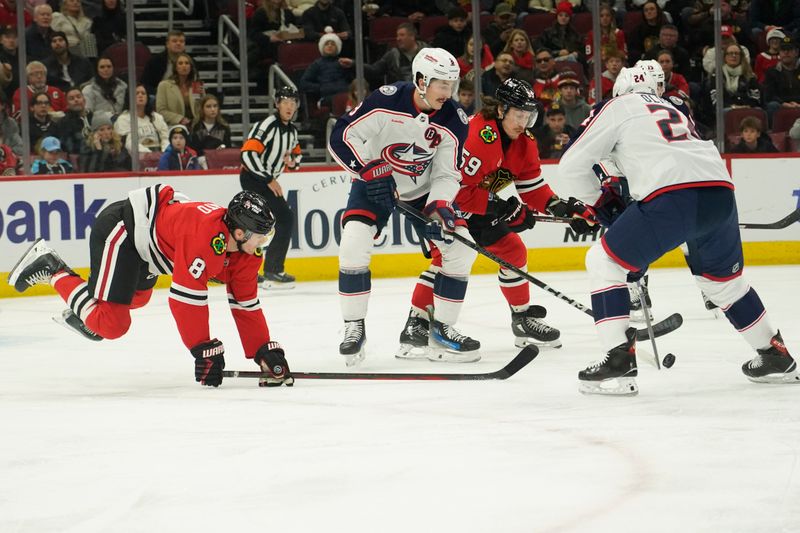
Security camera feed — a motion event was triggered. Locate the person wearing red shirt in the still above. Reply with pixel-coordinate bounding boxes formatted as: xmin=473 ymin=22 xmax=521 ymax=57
xmin=584 ymin=4 xmax=627 ymax=65
xmin=12 ymin=61 xmax=66 ymax=116
xmin=754 ymin=28 xmax=785 ymax=83
xmin=657 ymin=49 xmax=690 ymax=99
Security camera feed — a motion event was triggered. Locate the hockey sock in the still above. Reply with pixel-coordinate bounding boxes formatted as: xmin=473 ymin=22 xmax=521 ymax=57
xmin=487 ymin=233 xmax=530 ymax=308
xmin=722 ymin=287 xmax=775 ymax=350
xmin=130 ymin=289 xmax=153 ymax=309
xmin=591 ymin=283 xmax=631 ymax=351
xmin=84 ymin=301 xmax=133 ymax=339
xmin=432 ymin=273 xmax=467 ymax=324
xmin=52 ymin=271 xmax=98 ymax=321
xmin=339 ymin=269 xmax=371 ymax=321
xmin=411 ymin=267 xmax=436 ymax=317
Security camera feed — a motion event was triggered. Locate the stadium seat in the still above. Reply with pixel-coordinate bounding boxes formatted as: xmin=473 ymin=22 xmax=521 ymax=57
xmin=420 ymin=16 xmax=448 ymax=43
xmin=522 ymin=13 xmax=556 ymax=42
xmin=330 ymin=91 xmax=350 ymax=117
xmin=571 ymin=12 xmax=593 ymax=35
xmin=101 ymin=42 xmax=151 ymax=82
xmin=276 ymin=41 xmax=320 ymax=77
xmin=369 ymin=17 xmax=406 ymax=47
xmin=204 ymin=148 xmax=241 ymax=170
xmin=769 ymin=131 xmax=787 ymax=151
xmin=771 ymin=107 xmax=800 ymax=133
xmin=724 ymin=107 xmax=768 ymax=138
xmin=622 ymin=10 xmax=642 ymax=37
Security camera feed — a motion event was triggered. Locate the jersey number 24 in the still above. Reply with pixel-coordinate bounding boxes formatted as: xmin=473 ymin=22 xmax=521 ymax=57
xmin=646 ymin=104 xmax=696 ymax=143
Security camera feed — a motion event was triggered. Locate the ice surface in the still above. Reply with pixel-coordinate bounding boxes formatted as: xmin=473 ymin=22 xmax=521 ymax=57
xmin=0 ymin=266 xmax=798 ymax=533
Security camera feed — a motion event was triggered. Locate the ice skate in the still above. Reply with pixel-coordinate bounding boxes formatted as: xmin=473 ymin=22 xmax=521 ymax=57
xmin=701 ymin=291 xmax=721 ymax=318
xmin=52 ymin=309 xmax=103 ymax=341
xmin=428 ymin=320 xmax=481 ymax=363
xmin=742 ymin=331 xmax=799 ymax=384
xmin=260 ymin=271 xmax=296 ymax=290
xmin=628 ymin=281 xmax=653 ymax=323
xmin=396 ymin=312 xmax=430 ymax=360
xmin=8 ymin=238 xmax=73 ymax=292
xmin=578 ymin=328 xmax=639 ymax=396
xmin=339 ymin=319 xmax=366 ymax=367
xmin=511 ymin=305 xmax=562 ymax=349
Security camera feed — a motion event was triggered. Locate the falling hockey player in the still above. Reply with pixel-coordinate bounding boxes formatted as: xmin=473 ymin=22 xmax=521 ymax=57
xmin=328 ymin=47 xmax=481 ymax=366
xmin=8 ymin=186 xmax=294 ymax=388
xmin=452 ymin=78 xmax=597 ymax=350
xmin=556 ymin=64 xmax=798 ymax=395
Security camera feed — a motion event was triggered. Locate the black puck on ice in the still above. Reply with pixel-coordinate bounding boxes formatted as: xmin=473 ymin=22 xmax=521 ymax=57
xmin=662 ymin=353 xmax=676 ymax=368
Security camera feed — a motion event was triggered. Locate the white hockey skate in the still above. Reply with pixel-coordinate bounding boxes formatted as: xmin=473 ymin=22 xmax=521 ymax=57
xmin=8 ymin=238 xmax=71 ymax=292
xmin=52 ymin=309 xmax=103 ymax=341
xmin=339 ymin=319 xmax=366 ymax=367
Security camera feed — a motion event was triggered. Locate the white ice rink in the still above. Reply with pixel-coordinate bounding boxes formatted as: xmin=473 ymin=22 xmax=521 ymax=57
xmin=1 ymin=266 xmax=798 ymax=533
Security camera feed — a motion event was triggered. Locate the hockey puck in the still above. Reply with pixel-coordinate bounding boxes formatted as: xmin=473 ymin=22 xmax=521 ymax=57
xmin=662 ymin=353 xmax=676 ymax=368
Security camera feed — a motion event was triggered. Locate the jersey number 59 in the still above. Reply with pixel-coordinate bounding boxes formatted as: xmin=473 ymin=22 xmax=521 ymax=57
xmin=461 ymin=148 xmax=482 ymax=176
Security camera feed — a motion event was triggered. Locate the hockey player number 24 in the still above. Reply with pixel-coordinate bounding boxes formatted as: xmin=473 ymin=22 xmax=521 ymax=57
xmin=646 ymin=104 xmax=692 ymax=143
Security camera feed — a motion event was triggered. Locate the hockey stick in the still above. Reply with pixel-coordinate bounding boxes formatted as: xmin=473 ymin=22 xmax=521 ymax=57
xmin=739 ymin=208 xmax=800 ymax=230
xmin=635 ymin=280 xmax=661 ymax=370
xmin=223 ymin=345 xmax=538 ymax=381
xmin=396 ymin=201 xmax=682 ymax=342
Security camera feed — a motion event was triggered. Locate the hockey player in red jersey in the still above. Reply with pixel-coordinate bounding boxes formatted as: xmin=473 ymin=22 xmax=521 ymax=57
xmin=8 ymin=186 xmax=294 ymax=388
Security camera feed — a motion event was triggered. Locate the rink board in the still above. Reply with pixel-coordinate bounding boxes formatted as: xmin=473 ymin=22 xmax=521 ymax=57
xmin=0 ymin=155 xmax=798 ymax=298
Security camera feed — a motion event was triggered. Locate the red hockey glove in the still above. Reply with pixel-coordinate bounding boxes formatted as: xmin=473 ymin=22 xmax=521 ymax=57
xmin=190 ymin=338 xmax=226 ymax=387
xmin=547 ymin=196 xmax=598 ymax=235
xmin=423 ymin=200 xmax=456 ymax=243
xmin=359 ymin=159 xmax=397 ymax=211
xmin=254 ymin=341 xmax=294 ymax=387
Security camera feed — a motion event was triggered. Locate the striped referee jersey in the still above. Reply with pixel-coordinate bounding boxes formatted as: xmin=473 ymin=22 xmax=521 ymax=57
xmin=241 ymin=113 xmax=301 ymax=182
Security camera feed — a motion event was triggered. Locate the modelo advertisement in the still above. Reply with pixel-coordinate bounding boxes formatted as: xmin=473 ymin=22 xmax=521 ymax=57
xmin=0 ymin=158 xmax=798 ymax=272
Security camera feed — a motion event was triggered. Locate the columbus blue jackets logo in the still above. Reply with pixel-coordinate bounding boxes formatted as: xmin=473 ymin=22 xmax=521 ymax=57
xmin=211 ymin=232 xmax=226 ymax=255
xmin=381 ymin=143 xmax=434 ymax=182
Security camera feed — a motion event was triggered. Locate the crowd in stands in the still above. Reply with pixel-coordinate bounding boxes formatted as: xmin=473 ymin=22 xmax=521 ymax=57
xmin=0 ymin=0 xmax=799 ymax=176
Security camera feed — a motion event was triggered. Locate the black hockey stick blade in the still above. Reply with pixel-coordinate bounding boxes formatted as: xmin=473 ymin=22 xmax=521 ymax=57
xmin=223 ymin=346 xmax=538 ymax=381
xmin=739 ymin=209 xmax=800 ymax=230
xmin=635 ymin=312 xmax=683 ymax=342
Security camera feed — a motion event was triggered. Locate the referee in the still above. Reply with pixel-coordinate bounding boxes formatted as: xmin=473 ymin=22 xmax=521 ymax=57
xmin=240 ymin=86 xmax=302 ymax=289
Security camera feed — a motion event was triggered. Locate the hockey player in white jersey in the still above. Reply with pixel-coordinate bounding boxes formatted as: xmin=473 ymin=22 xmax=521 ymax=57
xmin=557 ymin=64 xmax=797 ymax=395
xmin=328 ymin=48 xmax=480 ymax=366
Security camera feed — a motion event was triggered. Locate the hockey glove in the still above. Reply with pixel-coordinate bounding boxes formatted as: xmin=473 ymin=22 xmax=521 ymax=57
xmin=423 ymin=200 xmax=456 ymax=243
xmin=499 ymin=196 xmax=536 ymax=233
xmin=359 ymin=159 xmax=397 ymax=211
xmin=547 ymin=196 xmax=598 ymax=235
xmin=254 ymin=341 xmax=294 ymax=387
xmin=592 ymin=163 xmax=631 ymax=227
xmin=191 ymin=338 xmax=226 ymax=387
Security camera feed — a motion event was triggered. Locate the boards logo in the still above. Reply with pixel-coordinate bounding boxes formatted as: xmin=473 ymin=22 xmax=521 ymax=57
xmin=381 ymin=143 xmax=433 ymax=183
xmin=211 ymin=232 xmax=226 ymax=255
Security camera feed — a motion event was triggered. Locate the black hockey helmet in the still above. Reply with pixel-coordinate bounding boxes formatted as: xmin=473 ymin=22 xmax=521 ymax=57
xmin=495 ymin=78 xmax=539 ymax=127
xmin=274 ymin=85 xmax=299 ymax=103
xmin=225 ymin=191 xmax=275 ymax=236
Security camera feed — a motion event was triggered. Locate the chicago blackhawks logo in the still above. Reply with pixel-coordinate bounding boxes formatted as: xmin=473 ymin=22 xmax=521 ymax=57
xmin=479 ymin=168 xmax=515 ymax=193
xmin=211 ymin=232 xmax=226 ymax=255
xmin=380 ymin=142 xmax=434 ymax=183
xmin=479 ymin=125 xmax=497 ymax=144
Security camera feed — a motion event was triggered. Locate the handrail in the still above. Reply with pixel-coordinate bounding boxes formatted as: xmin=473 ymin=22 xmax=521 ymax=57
xmin=216 ymin=14 xmax=241 ymax=90
xmin=168 ymin=0 xmax=194 ymax=29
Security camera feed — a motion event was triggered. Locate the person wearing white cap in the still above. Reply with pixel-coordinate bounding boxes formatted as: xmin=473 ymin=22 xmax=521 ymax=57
xmin=31 ymin=136 xmax=73 ymax=174
xmin=299 ymin=31 xmax=351 ymax=107
xmin=755 ymin=27 xmax=786 ymax=83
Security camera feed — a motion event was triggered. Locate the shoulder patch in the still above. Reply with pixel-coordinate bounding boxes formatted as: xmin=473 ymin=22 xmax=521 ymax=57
xmin=457 ymin=107 xmax=469 ymax=124
xmin=254 ymin=247 xmax=263 ymax=257
xmin=211 ymin=232 xmax=226 ymax=255
xmin=667 ymin=95 xmax=683 ymax=106
xmin=525 ymin=129 xmax=536 ymax=141
xmin=479 ymin=124 xmax=498 ymax=144
xmin=379 ymin=85 xmax=397 ymax=96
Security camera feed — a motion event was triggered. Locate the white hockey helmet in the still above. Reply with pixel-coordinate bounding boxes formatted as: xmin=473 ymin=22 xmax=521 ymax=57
xmin=412 ymin=47 xmax=460 ymax=97
xmin=635 ymin=59 xmax=665 ymax=96
xmin=612 ymin=65 xmax=658 ymax=98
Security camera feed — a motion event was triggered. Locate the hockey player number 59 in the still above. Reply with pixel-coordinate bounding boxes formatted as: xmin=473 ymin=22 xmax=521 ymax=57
xmin=461 ymin=148 xmax=482 ymax=176
xmin=646 ymin=104 xmax=691 ymax=142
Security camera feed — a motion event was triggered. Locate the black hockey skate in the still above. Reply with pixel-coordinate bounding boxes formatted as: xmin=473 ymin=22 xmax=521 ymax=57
xmin=396 ymin=311 xmax=430 ymax=360
xmin=52 ymin=309 xmax=103 ymax=341
xmin=511 ymin=305 xmax=562 ymax=349
xmin=8 ymin=238 xmax=73 ymax=292
xmin=339 ymin=319 xmax=366 ymax=367
xmin=628 ymin=277 xmax=653 ymax=323
xmin=428 ymin=320 xmax=481 ymax=363
xmin=742 ymin=331 xmax=799 ymax=384
xmin=260 ymin=271 xmax=296 ymax=290
xmin=578 ymin=328 xmax=639 ymax=396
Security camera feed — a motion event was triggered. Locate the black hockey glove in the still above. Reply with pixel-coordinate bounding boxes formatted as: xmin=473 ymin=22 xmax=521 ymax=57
xmin=592 ymin=163 xmax=632 ymax=227
xmin=423 ymin=200 xmax=456 ymax=243
xmin=191 ymin=338 xmax=226 ymax=387
xmin=547 ymin=196 xmax=598 ymax=235
xmin=359 ymin=159 xmax=397 ymax=211
xmin=495 ymin=196 xmax=536 ymax=233
xmin=254 ymin=341 xmax=294 ymax=387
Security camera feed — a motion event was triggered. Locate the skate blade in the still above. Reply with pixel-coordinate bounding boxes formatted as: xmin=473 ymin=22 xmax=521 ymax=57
xmin=745 ymin=370 xmax=800 ymax=384
xmin=426 ymin=346 xmax=481 ymax=363
xmin=260 ymin=281 xmax=296 ymax=290
xmin=395 ymin=344 xmax=429 ymax=360
xmin=515 ymin=337 xmax=563 ymax=349
xmin=342 ymin=348 xmax=365 ymax=368
xmin=7 ymin=238 xmax=46 ymax=289
xmin=52 ymin=309 xmax=103 ymax=341
xmin=578 ymin=377 xmax=639 ymax=396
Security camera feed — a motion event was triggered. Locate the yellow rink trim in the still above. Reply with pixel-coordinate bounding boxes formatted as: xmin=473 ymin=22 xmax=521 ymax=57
xmin=1 ymin=241 xmax=798 ymax=299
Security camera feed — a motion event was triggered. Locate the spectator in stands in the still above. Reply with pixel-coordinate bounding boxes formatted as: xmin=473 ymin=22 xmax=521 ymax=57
xmin=483 ymin=3 xmax=516 ymax=56
xmin=432 ymin=7 xmax=470 ymax=59
xmin=0 ymin=92 xmax=22 ymax=157
xmin=695 ymin=1 xmax=749 ymax=51
xmin=535 ymin=1 xmax=583 ymax=63
xmin=731 ymin=116 xmax=779 ymax=153
xmin=531 ymin=49 xmax=561 ymax=107
xmin=13 ymin=62 xmax=67 ymax=116
xmin=32 ymin=136 xmax=73 ymax=174
xmin=287 ymin=0 xmax=316 ymax=19
xmin=764 ymin=37 xmax=800 ymax=122
xmin=141 ymin=30 xmax=186 ymax=94
xmin=457 ymin=34 xmax=494 ymax=80
xmin=156 ymin=53 xmax=205 ymax=127
xmin=0 ymin=26 xmax=18 ymax=100
xmin=300 ymin=32 xmax=353 ymax=107
xmin=702 ymin=32 xmax=750 ymax=76
xmin=481 ymin=51 xmax=516 ymax=98
xmin=533 ymin=104 xmax=574 ymax=159
xmin=92 ymin=0 xmax=128 ymax=55
xmin=158 ymin=124 xmax=201 ymax=170
xmin=0 ymin=0 xmax=32 ymax=29
xmin=52 ymin=0 xmax=96 ymax=59
xmin=345 ymin=79 xmax=369 ymax=113
xmin=190 ymin=94 xmax=232 ymax=152
xmin=526 ymin=0 xmax=557 ymax=13
xmin=248 ymin=0 xmax=304 ymax=70
xmin=343 ymin=23 xmax=426 ymax=85
xmin=585 ymin=3 xmax=627 ymax=65
xmin=301 ymin=0 xmax=350 ymax=46
xmin=628 ymin=0 xmax=667 ymax=63
xmin=643 ymin=24 xmax=690 ymax=76
xmin=115 ymin=83 xmax=170 ymax=153
xmin=555 ymin=72 xmax=589 ymax=129
xmin=456 ymin=77 xmax=475 ymax=114
xmin=376 ymin=0 xmax=441 ymax=21
xmin=503 ymin=29 xmax=535 ymax=71
xmin=58 ymin=86 xmax=93 ymax=156
xmin=748 ymin=0 xmax=800 ymax=44
xmin=588 ymin=49 xmax=624 ymax=103
xmin=80 ymin=113 xmax=132 ymax=172
xmin=754 ymin=28 xmax=785 ymax=84
xmin=702 ymin=43 xmax=762 ymax=123
xmin=27 ymin=93 xmax=61 ymax=152
xmin=44 ymin=31 xmax=93 ymax=92
xmin=658 ymin=49 xmax=690 ymax=99
xmin=82 ymin=56 xmax=127 ymax=117
xmin=26 ymin=4 xmax=55 ymax=62
xmin=0 ymin=141 xmax=19 ymax=175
